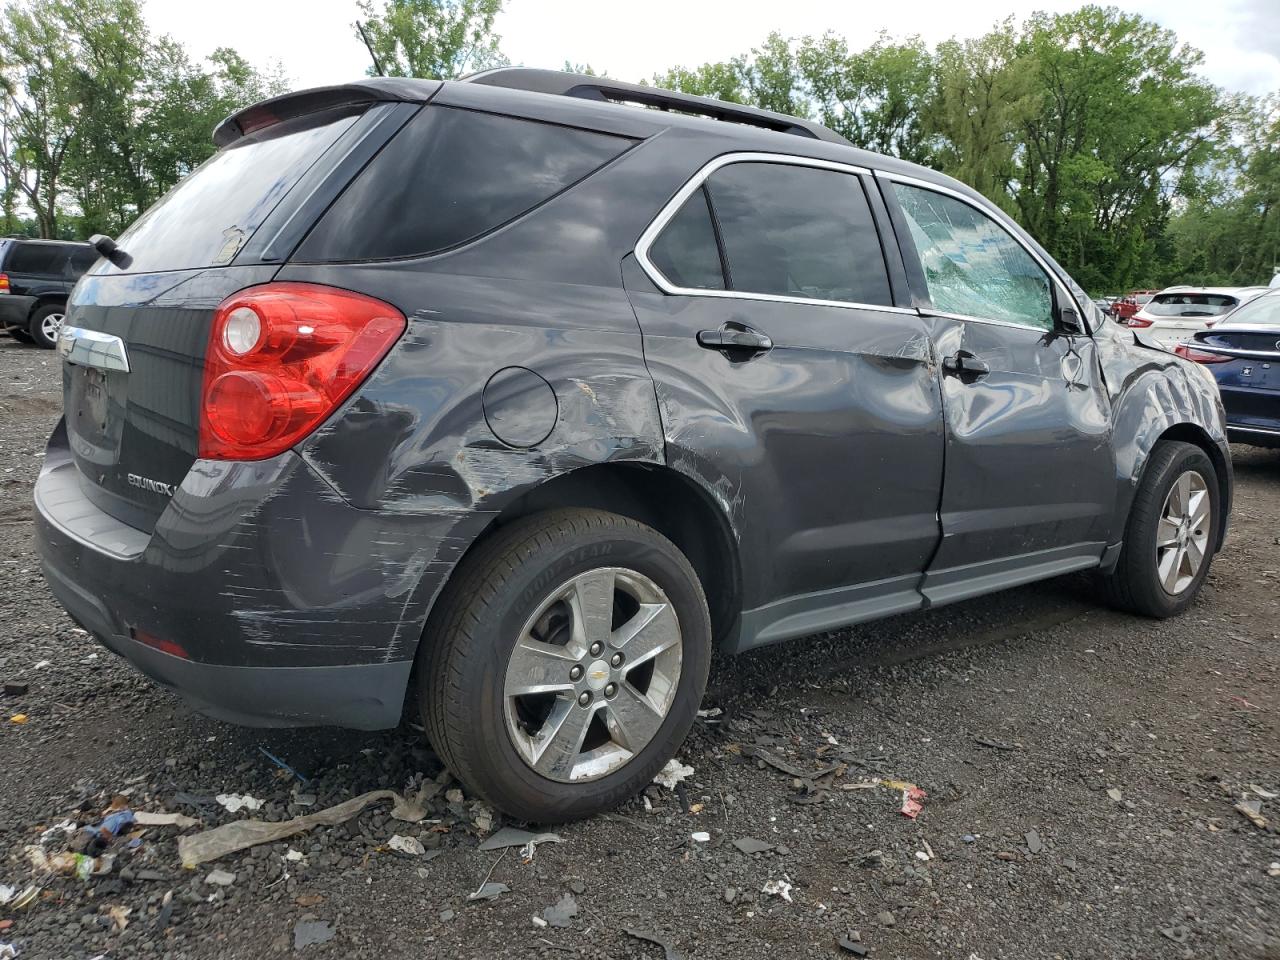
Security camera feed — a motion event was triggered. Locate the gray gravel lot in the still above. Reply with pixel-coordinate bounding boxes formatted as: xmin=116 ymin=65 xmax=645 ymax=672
xmin=0 ymin=334 xmax=1277 ymax=959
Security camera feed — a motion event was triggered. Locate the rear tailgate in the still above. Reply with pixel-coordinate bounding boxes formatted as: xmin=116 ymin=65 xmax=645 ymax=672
xmin=62 ymin=96 xmax=413 ymax=533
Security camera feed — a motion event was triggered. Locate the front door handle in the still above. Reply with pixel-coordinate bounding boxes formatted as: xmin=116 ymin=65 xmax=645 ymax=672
xmin=697 ymin=323 xmax=773 ymax=354
xmin=942 ymin=351 xmax=990 ymax=379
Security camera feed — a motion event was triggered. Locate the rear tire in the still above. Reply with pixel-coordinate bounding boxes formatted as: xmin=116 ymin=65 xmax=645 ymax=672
xmin=28 ymin=304 xmax=65 ymax=349
xmin=421 ymin=508 xmax=711 ymax=823
xmin=1097 ymin=441 xmax=1219 ymax=618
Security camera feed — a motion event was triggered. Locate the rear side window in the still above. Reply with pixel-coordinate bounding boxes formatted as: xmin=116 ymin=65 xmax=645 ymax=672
xmin=110 ymin=106 xmax=363 ymax=274
xmin=705 ymin=162 xmax=891 ymax=305
xmin=893 ymin=183 xmax=1053 ymax=330
xmin=67 ymin=246 xmax=98 ymax=276
xmin=297 ymin=108 xmax=632 ymax=262
xmin=647 ymin=187 xmax=725 ymax=290
xmin=6 ymin=242 xmax=68 ymax=275
xmin=1146 ymin=293 xmax=1237 ymax=317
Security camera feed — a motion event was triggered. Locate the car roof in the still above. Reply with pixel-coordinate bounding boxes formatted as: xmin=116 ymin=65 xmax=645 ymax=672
xmin=1153 ymin=286 xmax=1262 ymax=297
xmin=4 ymin=237 xmax=90 ymax=247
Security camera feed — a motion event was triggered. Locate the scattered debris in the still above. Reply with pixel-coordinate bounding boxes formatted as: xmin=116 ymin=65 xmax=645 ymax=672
xmin=857 ymin=850 xmax=884 ymax=869
xmin=542 ymin=893 xmax=578 ymax=927
xmin=732 ymin=837 xmax=774 ymax=855
xmin=295 ymin=893 xmax=325 ymax=907
xmin=1248 ymin=784 xmax=1277 ymax=800
xmin=653 ymin=759 xmax=694 ymax=790
xmin=1235 ymin=800 xmax=1267 ymax=829
xmin=1106 ymin=788 xmax=1123 ymax=802
xmin=2 ymin=682 xmax=28 ymax=697
xmin=179 ymin=787 xmax=431 ymax=867
xmin=1267 ymin=862 xmax=1280 ymax=877
xmin=761 ymin=878 xmax=793 ymax=902
xmin=215 ymin=794 xmax=263 ymax=814
xmin=690 ymin=831 xmax=711 ymax=843
xmin=258 ymin=746 xmax=309 ymax=782
xmin=477 ymin=828 xmax=561 ymax=852
xmin=387 ymin=835 xmax=426 ymax=856
xmin=27 ymin=847 xmax=113 ymax=880
xmin=624 ymin=927 xmax=684 ymax=960
xmin=467 ymin=882 xmax=509 ymax=902
xmin=72 ymin=810 xmax=135 ymax=854
xmin=974 ymin=735 xmax=1017 ymax=751
xmin=1160 ymin=924 xmax=1190 ymax=944
xmin=8 ymin=715 xmax=27 ymax=724
xmin=205 ymin=869 xmax=236 ymax=886
xmin=293 ymin=918 xmax=335 ymax=949
xmin=838 ymin=934 xmax=870 ymax=956
xmin=876 ymin=910 xmax=896 ymax=927
xmin=1025 ymin=830 xmax=1045 ymax=854
xmin=107 ymin=904 xmax=131 ymax=931
xmin=531 ymin=916 xmax=548 ymax=929
xmin=0 ymin=944 xmax=15 ymax=959
xmin=134 ymin=811 xmax=200 ymax=830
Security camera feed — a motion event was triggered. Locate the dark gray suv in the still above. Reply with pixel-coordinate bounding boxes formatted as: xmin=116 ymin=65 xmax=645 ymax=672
xmin=35 ymin=69 xmax=1231 ymax=821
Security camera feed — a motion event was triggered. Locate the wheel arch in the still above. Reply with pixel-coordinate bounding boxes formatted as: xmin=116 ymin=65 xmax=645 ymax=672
xmin=1149 ymin=422 xmax=1231 ymax=553
xmin=403 ymin=460 xmax=742 ymax=719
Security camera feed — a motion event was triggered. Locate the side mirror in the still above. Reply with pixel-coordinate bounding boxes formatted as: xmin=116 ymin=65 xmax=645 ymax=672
xmin=1058 ymin=305 xmax=1084 ymax=335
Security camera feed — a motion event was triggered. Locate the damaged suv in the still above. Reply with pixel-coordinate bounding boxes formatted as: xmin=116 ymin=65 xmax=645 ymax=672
xmin=36 ymin=69 xmax=1231 ymax=821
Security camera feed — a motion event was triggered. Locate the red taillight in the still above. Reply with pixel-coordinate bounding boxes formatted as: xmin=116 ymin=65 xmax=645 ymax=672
xmin=131 ymin=628 xmax=189 ymax=660
xmin=1127 ymin=316 xmax=1153 ymax=328
xmin=1173 ymin=344 xmax=1230 ymax=364
xmin=199 ymin=282 xmax=406 ymax=460
xmin=0 ymin=273 xmax=9 ymax=293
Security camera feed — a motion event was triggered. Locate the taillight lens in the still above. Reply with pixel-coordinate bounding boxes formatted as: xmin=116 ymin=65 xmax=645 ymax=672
xmin=199 ymin=282 xmax=405 ymax=460
xmin=1127 ymin=315 xmax=1153 ymax=328
xmin=0 ymin=273 xmax=9 ymax=293
xmin=1173 ymin=344 xmax=1230 ymax=364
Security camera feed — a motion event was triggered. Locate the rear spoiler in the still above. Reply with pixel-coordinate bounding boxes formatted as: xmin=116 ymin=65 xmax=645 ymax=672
xmin=213 ymin=78 xmax=441 ymax=148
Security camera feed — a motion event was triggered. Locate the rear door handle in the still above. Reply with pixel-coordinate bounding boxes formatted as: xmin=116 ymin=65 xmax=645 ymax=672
xmin=697 ymin=323 xmax=773 ymax=353
xmin=942 ymin=351 xmax=990 ymax=379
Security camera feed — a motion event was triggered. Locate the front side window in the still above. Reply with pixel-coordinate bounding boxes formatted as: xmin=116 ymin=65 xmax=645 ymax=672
xmin=893 ymin=183 xmax=1053 ymax=331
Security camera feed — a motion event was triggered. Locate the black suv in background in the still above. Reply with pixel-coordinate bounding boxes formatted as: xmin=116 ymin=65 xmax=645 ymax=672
xmin=35 ymin=70 xmax=1231 ymax=822
xmin=0 ymin=238 xmax=97 ymax=347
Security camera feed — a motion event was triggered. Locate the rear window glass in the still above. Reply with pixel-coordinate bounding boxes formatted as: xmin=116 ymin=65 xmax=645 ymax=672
xmin=296 ymin=107 xmax=632 ymax=262
xmin=1214 ymin=293 xmax=1280 ymax=327
xmin=109 ymin=107 xmax=362 ymax=274
xmin=1147 ymin=293 xmax=1237 ymax=317
xmin=7 ymin=242 xmax=70 ymax=275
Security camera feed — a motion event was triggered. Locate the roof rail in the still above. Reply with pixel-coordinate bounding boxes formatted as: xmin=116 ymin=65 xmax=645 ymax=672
xmin=462 ymin=67 xmax=851 ymax=147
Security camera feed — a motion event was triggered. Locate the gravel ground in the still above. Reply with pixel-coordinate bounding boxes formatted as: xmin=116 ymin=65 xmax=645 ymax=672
xmin=0 ymin=333 xmax=1277 ymax=960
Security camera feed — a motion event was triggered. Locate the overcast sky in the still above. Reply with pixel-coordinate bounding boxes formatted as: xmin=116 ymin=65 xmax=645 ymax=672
xmin=145 ymin=0 xmax=1280 ymax=97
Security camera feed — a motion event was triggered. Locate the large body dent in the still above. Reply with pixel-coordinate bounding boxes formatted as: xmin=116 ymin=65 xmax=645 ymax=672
xmin=1096 ymin=321 xmax=1231 ymax=545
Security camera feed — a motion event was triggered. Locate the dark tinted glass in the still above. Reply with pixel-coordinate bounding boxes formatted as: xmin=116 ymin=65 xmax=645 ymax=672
xmin=111 ymin=107 xmax=362 ymax=273
xmin=7 ymin=242 xmax=67 ymax=275
xmin=705 ymin=162 xmax=891 ymax=305
xmin=298 ymin=107 xmax=632 ymax=262
xmin=648 ymin=187 xmax=725 ymax=290
xmin=67 ymin=246 xmax=98 ymax=276
xmin=1146 ymin=293 xmax=1237 ymax=317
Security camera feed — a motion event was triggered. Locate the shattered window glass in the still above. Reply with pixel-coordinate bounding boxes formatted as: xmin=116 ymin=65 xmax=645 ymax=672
xmin=893 ymin=184 xmax=1053 ymax=331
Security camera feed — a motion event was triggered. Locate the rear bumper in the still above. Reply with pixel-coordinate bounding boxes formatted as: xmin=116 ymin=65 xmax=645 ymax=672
xmin=0 ymin=294 xmax=35 ymax=326
xmin=32 ymin=419 xmax=465 ymax=729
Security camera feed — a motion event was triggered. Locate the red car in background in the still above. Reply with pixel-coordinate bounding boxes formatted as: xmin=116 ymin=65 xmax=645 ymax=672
xmin=1113 ymin=290 xmax=1159 ymax=322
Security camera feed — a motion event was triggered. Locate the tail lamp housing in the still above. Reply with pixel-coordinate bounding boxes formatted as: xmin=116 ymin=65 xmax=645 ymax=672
xmin=1173 ymin=343 xmax=1231 ymax=364
xmin=0 ymin=273 xmax=9 ymax=293
xmin=1127 ymin=315 xmax=1153 ymax=328
xmin=199 ymin=282 xmax=406 ymax=460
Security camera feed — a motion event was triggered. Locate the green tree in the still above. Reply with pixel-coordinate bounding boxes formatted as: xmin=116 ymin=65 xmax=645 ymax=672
xmin=797 ymin=32 xmax=936 ymax=162
xmin=354 ymin=0 xmax=507 ymax=79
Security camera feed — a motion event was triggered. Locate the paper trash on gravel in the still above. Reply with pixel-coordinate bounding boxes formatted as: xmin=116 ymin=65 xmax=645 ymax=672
xmin=134 ymin=812 xmax=200 ymax=830
xmin=653 ymin=759 xmax=694 ymax=790
xmin=214 ymin=794 xmax=263 ymax=814
xmin=477 ymin=827 xmax=562 ymax=852
xmin=1235 ymin=800 xmax=1268 ymax=829
xmin=761 ymin=878 xmax=793 ymax=902
xmin=387 ymin=835 xmax=426 ymax=856
xmin=27 ymin=847 xmax=114 ymax=881
xmin=542 ymin=893 xmax=578 ymax=927
xmin=467 ymin=882 xmax=510 ymax=902
xmin=293 ymin=918 xmax=335 ymax=949
xmin=179 ymin=787 xmax=433 ymax=868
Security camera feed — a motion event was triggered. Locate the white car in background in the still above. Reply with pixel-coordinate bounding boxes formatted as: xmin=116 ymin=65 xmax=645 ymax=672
xmin=1128 ymin=286 xmax=1271 ymax=350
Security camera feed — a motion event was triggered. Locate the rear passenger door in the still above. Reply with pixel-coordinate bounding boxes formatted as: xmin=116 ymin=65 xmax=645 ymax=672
xmin=882 ymin=176 xmax=1115 ymax=603
xmin=624 ymin=156 xmax=945 ymax=650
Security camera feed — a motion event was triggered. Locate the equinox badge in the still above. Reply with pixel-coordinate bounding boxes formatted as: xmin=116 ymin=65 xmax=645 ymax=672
xmin=127 ymin=473 xmax=174 ymax=497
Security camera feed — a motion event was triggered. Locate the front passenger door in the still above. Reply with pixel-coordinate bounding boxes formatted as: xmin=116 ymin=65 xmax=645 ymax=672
xmin=884 ymin=177 xmax=1115 ymax=604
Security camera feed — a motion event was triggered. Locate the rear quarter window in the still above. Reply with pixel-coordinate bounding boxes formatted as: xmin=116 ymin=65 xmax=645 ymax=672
xmin=6 ymin=243 xmax=68 ymax=275
xmin=295 ymin=107 xmax=633 ymax=262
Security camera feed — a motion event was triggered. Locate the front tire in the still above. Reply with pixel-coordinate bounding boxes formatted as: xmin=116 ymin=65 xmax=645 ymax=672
xmin=28 ymin=304 xmax=65 ymax=349
xmin=421 ymin=508 xmax=711 ymax=823
xmin=1098 ymin=441 xmax=1219 ymax=618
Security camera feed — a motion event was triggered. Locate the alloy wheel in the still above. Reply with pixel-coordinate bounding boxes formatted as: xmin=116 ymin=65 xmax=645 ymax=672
xmin=503 ymin=567 xmax=682 ymax=783
xmin=1156 ymin=469 xmax=1210 ymax=595
xmin=40 ymin=311 xmax=64 ymax=343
